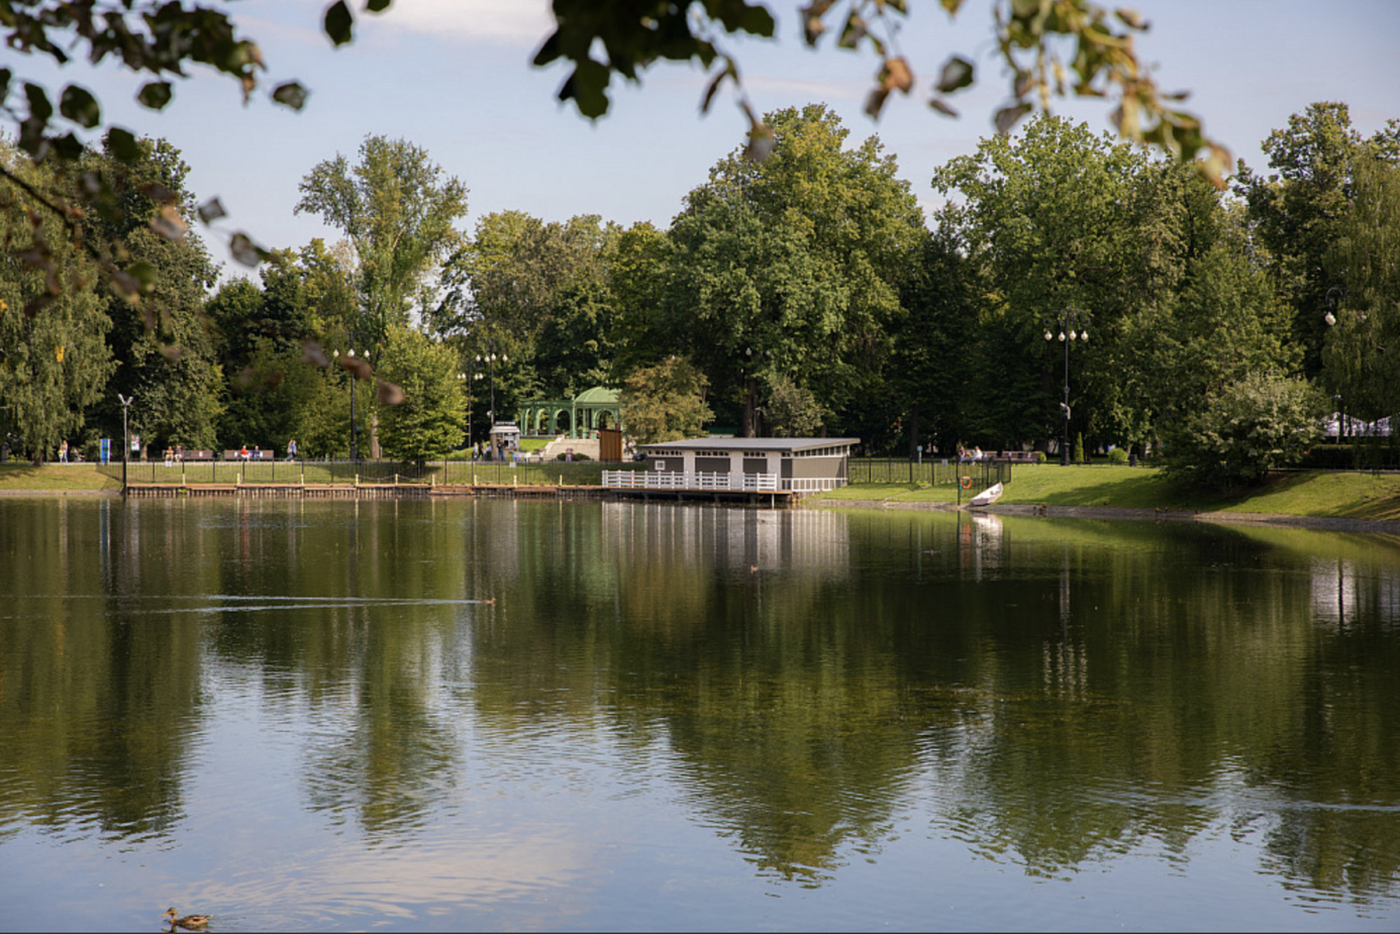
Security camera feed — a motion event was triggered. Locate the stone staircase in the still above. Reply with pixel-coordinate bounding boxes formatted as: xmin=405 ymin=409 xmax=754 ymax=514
xmin=537 ymin=435 xmax=600 ymax=461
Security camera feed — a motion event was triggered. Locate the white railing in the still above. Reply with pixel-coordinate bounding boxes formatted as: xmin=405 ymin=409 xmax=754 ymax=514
xmin=602 ymin=471 xmax=849 ymax=493
xmin=787 ymin=477 xmax=848 ymax=493
xmin=602 ymin=470 xmax=779 ymax=492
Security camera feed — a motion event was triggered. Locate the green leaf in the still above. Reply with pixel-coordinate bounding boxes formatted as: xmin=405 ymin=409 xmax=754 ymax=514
xmin=24 ymin=82 xmax=52 ymax=120
xmin=366 ymin=0 xmax=392 ymax=12
xmin=137 ymin=81 xmax=173 ymax=111
xmin=198 ymin=197 xmax=227 ymax=224
xmin=324 ymin=1 xmax=354 ymax=46
xmin=50 ymin=132 xmax=85 ymax=160
xmin=59 ymin=84 xmax=101 ymax=127
xmin=229 ymin=232 xmax=268 ymax=267
xmin=107 ymin=127 xmax=141 ymax=162
xmin=1115 ymin=7 xmax=1147 ymax=30
xmin=994 ymin=102 xmax=1032 ymax=135
xmin=935 ymin=56 xmax=975 ymax=94
xmin=561 ymin=59 xmax=611 ymax=119
xmin=271 ymin=81 xmax=308 ymax=110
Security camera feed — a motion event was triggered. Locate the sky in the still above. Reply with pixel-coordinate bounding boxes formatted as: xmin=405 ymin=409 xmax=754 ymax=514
xmin=17 ymin=0 xmax=1400 ymax=283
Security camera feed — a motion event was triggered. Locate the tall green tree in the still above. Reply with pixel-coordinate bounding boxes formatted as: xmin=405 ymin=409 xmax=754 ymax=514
xmin=887 ymin=228 xmax=978 ymax=456
xmin=1320 ymin=151 xmax=1400 ymax=422
xmin=932 ymin=114 xmax=1153 ymax=452
xmin=79 ymin=134 xmax=223 ymax=453
xmin=1119 ymin=204 xmax=1297 ymax=454
xmin=296 ymin=135 xmax=468 ymax=348
xmin=376 ymin=328 xmax=465 ymax=464
xmin=1236 ymin=103 xmax=1400 ymax=377
xmin=662 ymin=103 xmax=924 ymax=436
xmin=0 ymin=144 xmax=113 ymax=462
xmin=619 ymin=356 xmax=713 ymax=444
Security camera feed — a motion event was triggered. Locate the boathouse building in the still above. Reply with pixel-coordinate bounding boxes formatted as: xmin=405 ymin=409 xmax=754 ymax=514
xmin=631 ymin=437 xmax=858 ymax=492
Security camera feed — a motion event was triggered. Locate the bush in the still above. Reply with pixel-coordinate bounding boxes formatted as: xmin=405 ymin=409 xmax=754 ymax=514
xmin=556 ymin=452 xmax=591 ymax=462
xmin=1164 ymin=373 xmax=1325 ymax=488
xmin=1107 ymin=447 xmax=1129 ymax=465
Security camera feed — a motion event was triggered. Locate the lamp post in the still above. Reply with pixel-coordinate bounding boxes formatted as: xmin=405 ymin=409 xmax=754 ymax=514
xmin=1323 ymin=287 xmax=1349 ymax=442
xmin=476 ymin=344 xmax=507 ymax=454
xmin=1044 ymin=309 xmax=1089 ymax=466
xmin=334 ymin=336 xmax=367 ymax=462
xmin=117 ymin=393 xmax=133 ymax=493
xmin=458 ymin=371 xmax=481 ymax=451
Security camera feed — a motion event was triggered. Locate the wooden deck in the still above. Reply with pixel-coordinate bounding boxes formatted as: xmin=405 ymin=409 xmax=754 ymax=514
xmin=122 ymin=482 xmax=800 ymax=507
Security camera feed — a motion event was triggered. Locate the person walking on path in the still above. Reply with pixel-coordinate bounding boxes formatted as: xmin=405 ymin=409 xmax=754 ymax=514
xmin=59 ymin=439 xmax=68 ymax=463
xmin=286 ymin=438 xmax=298 ymax=461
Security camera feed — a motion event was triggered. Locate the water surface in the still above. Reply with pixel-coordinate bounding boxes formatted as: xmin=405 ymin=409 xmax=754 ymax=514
xmin=1 ymin=497 xmax=1397 ymax=931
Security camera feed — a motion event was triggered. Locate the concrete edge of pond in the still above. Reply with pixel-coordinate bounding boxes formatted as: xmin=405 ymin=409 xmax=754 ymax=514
xmin=807 ymin=497 xmax=1400 ymax=535
xmin=0 ymin=489 xmax=121 ymax=498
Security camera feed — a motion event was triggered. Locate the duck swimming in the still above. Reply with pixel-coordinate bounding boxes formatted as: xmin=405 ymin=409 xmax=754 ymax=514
xmin=162 ymin=908 xmax=211 ymax=931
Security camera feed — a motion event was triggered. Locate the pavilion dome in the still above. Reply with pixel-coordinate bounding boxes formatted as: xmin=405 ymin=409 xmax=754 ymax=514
xmin=574 ymin=386 xmax=620 ymax=404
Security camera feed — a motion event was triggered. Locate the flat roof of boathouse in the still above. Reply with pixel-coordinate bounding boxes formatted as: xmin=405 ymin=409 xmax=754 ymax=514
xmin=638 ymin=438 xmax=860 ymax=455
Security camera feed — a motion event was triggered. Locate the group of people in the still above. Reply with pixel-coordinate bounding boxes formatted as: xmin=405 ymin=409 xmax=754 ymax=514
xmin=56 ymin=439 xmax=87 ymax=462
xmin=957 ymin=444 xmax=987 ymax=463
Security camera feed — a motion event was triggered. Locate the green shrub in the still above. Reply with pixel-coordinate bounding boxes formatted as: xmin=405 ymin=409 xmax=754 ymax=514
xmin=1107 ymin=447 xmax=1129 ymax=465
xmin=1165 ymin=373 xmax=1324 ymax=488
xmin=556 ymin=452 xmax=591 ymax=462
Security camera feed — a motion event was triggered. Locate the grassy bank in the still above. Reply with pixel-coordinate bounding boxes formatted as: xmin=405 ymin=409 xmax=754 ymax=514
xmin=0 ymin=463 xmax=123 ymax=492
xmin=7 ymin=461 xmax=1400 ymax=523
xmin=815 ymin=465 xmax=1400 ymax=522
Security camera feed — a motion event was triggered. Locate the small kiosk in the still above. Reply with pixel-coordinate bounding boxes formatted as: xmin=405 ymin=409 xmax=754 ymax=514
xmin=489 ymin=421 xmax=521 ymax=459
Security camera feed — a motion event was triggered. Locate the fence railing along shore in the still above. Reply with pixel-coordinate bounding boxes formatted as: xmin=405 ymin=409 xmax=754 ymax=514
xmin=103 ymin=456 xmax=1012 ymax=490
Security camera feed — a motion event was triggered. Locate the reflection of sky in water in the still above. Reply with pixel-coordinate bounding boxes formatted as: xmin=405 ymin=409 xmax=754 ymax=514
xmin=1 ymin=499 xmax=1399 ymax=930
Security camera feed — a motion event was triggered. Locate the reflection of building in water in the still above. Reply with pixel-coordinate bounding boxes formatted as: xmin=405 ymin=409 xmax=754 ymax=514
xmin=958 ymin=512 xmax=1005 ymax=579
xmin=600 ymin=502 xmax=849 ymax=575
xmin=1309 ymin=557 xmax=1400 ymax=628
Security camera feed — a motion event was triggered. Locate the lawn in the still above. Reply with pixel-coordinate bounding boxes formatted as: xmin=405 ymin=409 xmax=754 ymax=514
xmin=0 ymin=463 xmax=122 ymax=491
xmin=814 ymin=465 xmax=1400 ymax=521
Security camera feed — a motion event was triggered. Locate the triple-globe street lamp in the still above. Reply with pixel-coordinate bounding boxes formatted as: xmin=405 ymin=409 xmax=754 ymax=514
xmin=333 ymin=339 xmax=369 ymax=461
xmin=476 ymin=346 xmax=507 ymax=456
xmin=117 ymin=392 xmax=134 ymax=492
xmin=1044 ymin=309 xmax=1090 ymax=467
xmin=458 ymin=369 xmax=485 ymax=452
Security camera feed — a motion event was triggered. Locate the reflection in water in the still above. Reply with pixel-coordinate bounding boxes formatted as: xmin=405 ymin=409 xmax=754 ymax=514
xmin=0 ymin=498 xmax=1398 ymax=930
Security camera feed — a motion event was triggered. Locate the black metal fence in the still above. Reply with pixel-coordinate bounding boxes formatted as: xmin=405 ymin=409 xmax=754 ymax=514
xmin=99 ymin=458 xmax=649 ymax=487
xmin=847 ymin=457 xmax=1011 ymax=488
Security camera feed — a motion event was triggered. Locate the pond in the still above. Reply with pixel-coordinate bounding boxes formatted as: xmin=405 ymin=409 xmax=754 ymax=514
xmin=1 ymin=497 xmax=1397 ymax=931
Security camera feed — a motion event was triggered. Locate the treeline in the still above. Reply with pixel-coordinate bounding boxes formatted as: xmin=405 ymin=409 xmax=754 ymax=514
xmin=2 ymin=102 xmax=1396 ymax=485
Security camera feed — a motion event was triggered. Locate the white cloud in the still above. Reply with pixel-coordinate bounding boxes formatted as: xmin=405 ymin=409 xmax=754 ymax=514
xmin=377 ymin=0 xmax=554 ymax=46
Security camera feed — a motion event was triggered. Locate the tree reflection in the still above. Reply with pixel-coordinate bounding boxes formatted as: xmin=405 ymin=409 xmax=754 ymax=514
xmin=2 ymin=498 xmax=1398 ymax=910
xmin=0 ymin=499 xmax=204 ymax=842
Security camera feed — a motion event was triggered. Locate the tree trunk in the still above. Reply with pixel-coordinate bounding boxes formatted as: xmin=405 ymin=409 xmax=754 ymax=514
xmin=740 ymin=377 xmax=757 ymax=437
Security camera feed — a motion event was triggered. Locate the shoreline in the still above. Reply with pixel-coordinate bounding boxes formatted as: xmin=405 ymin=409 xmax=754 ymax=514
xmin=807 ymin=498 xmax=1400 ymax=535
xmin=3 ymin=485 xmax=1398 ymax=535
xmin=0 ymin=488 xmax=121 ymax=497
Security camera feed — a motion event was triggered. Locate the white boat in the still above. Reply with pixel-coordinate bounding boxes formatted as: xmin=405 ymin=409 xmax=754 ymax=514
xmin=969 ymin=481 xmax=1003 ymax=508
